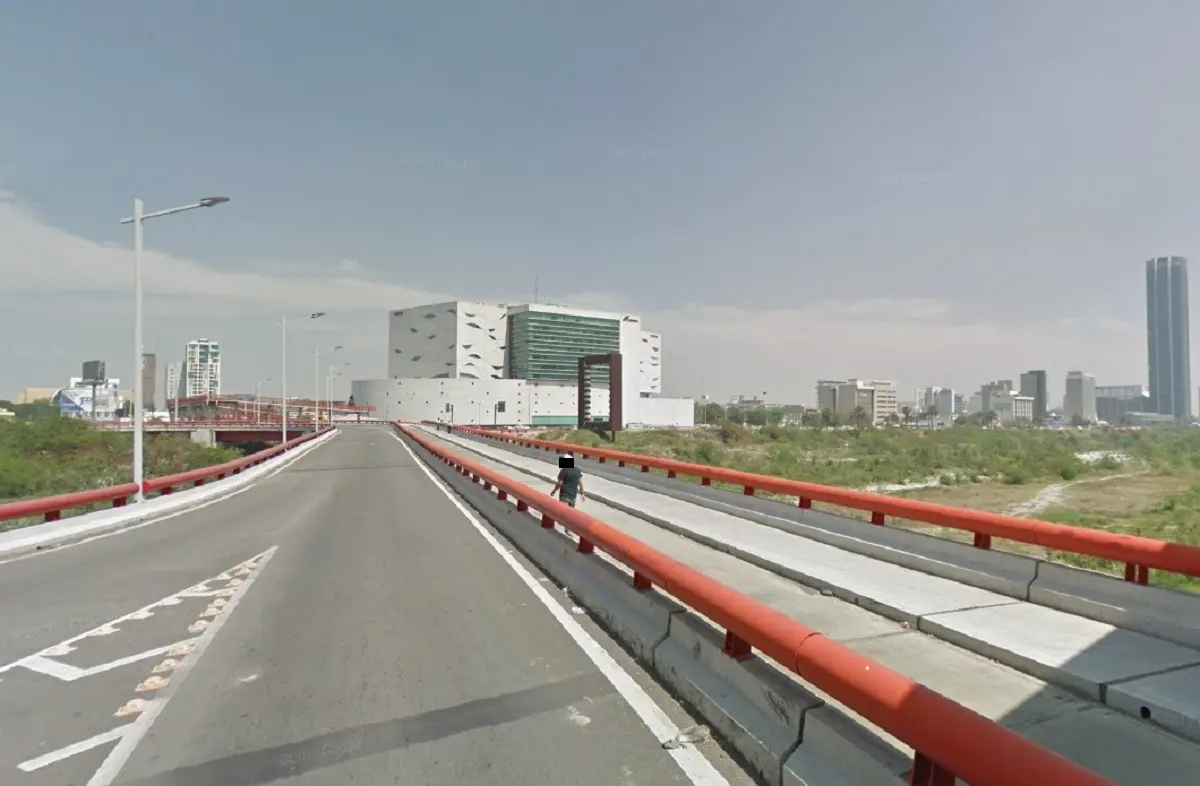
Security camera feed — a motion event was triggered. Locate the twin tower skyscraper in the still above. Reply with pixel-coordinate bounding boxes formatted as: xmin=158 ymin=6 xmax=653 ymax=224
xmin=1145 ymin=256 xmax=1191 ymax=423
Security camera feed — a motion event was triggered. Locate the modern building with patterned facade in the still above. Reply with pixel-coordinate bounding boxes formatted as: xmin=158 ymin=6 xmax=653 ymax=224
xmin=369 ymin=300 xmax=684 ymax=428
xmin=388 ymin=301 xmax=508 ymax=381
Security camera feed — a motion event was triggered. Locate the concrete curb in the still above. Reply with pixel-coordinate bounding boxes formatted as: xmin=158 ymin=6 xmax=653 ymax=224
xmin=402 ymin=430 xmax=910 ymax=786
xmin=0 ymin=429 xmax=338 ymax=560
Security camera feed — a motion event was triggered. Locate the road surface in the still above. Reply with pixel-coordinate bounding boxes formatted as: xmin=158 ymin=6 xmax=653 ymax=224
xmin=0 ymin=426 xmax=752 ymax=786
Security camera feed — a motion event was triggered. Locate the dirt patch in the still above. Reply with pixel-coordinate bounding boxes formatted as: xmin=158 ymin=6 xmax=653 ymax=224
xmin=1059 ymin=472 xmax=1193 ymax=515
xmin=893 ymin=483 xmax=1037 ymax=513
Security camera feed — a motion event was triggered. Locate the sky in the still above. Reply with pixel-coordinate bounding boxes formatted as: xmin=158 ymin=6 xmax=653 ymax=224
xmin=2 ymin=0 xmax=1199 ymax=408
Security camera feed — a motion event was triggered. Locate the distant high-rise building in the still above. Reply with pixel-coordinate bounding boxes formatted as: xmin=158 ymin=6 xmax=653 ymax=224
xmin=1019 ymin=370 xmax=1048 ymax=420
xmin=165 ymin=362 xmax=183 ymax=404
xmin=141 ymin=353 xmax=157 ymax=411
xmin=184 ymin=339 xmax=221 ymax=397
xmin=1146 ymin=256 xmax=1191 ymax=423
xmin=1064 ymin=371 xmax=1097 ymax=423
xmin=816 ymin=380 xmax=842 ymax=412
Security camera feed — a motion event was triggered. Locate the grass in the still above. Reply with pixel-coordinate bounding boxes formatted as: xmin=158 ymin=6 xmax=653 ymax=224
xmin=537 ymin=423 xmax=1200 ymax=591
xmin=0 ymin=416 xmax=243 ymax=531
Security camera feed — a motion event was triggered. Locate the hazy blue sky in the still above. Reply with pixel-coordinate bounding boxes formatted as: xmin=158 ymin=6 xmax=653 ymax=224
xmin=2 ymin=1 xmax=1198 ymax=406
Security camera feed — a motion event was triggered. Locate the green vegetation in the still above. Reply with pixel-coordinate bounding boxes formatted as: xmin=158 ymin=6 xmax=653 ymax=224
xmin=537 ymin=422 xmax=1200 ymax=591
xmin=539 ymin=422 xmax=1185 ymax=488
xmin=0 ymin=415 xmax=242 ymax=508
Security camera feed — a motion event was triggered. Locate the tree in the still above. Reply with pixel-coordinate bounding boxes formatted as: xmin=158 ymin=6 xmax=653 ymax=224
xmin=851 ymin=406 xmax=869 ymax=432
xmin=900 ymin=405 xmax=912 ymax=425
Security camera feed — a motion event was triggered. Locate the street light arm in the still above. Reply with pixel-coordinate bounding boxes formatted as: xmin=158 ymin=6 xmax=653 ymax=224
xmin=119 ymin=196 xmax=230 ymax=224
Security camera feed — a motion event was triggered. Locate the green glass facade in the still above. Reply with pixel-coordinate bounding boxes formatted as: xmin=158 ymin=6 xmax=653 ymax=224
xmin=506 ymin=311 xmax=620 ymax=382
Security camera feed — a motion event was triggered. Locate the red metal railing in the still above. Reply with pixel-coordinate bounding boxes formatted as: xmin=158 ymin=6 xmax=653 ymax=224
xmin=399 ymin=423 xmax=1113 ymax=786
xmin=0 ymin=427 xmax=332 ymax=524
xmin=445 ymin=423 xmax=1200 ymax=585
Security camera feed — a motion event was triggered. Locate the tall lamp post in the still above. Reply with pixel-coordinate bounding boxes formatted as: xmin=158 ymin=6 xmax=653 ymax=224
xmin=281 ymin=312 xmax=326 ymax=445
xmin=314 ymin=345 xmax=343 ymax=423
xmin=326 ymin=362 xmax=350 ymax=422
xmin=120 ymin=195 xmax=230 ymax=503
xmin=255 ymin=377 xmax=272 ymax=424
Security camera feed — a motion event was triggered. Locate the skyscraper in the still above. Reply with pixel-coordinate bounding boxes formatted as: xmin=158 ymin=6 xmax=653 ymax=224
xmin=1019 ymin=370 xmax=1048 ymax=420
xmin=141 ymin=353 xmax=157 ymax=411
xmin=1146 ymin=256 xmax=1191 ymax=423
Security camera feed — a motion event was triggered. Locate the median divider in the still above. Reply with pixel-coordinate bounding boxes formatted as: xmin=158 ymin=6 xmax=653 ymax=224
xmin=446 ymin=423 xmax=1200 ymax=588
xmin=398 ymin=423 xmax=1114 ymax=786
xmin=0 ymin=426 xmax=335 ymax=558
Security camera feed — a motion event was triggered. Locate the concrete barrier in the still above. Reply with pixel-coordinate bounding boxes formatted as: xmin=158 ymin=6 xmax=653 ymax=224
xmin=404 ymin=429 xmax=912 ymax=786
xmin=449 ymin=428 xmax=1200 ymax=650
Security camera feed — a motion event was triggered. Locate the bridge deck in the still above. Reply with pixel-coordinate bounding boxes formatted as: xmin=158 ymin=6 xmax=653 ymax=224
xmin=417 ymin=424 xmax=1200 ymax=786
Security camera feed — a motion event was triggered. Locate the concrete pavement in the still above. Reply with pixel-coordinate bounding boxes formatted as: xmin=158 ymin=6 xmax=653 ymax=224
xmin=0 ymin=425 xmax=753 ymax=786
xmin=418 ymin=425 xmax=1200 ymax=785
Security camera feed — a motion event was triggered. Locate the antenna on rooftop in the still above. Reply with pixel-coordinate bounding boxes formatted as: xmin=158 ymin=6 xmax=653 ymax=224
xmin=534 ymin=275 xmax=539 ymax=305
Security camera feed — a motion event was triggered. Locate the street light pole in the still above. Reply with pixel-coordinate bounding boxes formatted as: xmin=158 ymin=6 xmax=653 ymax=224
xmin=314 ymin=345 xmax=343 ymax=424
xmin=132 ymin=198 xmax=144 ymax=502
xmin=256 ymin=377 xmax=271 ymax=424
xmin=120 ymin=195 xmax=229 ymax=503
xmin=326 ymin=362 xmax=349 ymax=423
xmin=281 ymin=313 xmax=326 ymax=443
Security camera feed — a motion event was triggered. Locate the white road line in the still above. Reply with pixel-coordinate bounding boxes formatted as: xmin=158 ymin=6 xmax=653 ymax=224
xmin=17 ymin=724 xmax=137 ymax=772
xmin=85 ymin=546 xmax=278 ymax=786
xmin=17 ymin=654 xmax=85 ymax=681
xmin=19 ymin=641 xmax=198 ymax=682
xmin=391 ymin=432 xmax=731 ymax=786
xmin=0 ymin=551 xmax=270 ymax=678
xmin=0 ymin=431 xmax=335 ymax=567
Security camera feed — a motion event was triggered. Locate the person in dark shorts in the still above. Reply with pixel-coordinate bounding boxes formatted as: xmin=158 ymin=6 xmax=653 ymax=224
xmin=552 ymin=452 xmax=585 ymax=507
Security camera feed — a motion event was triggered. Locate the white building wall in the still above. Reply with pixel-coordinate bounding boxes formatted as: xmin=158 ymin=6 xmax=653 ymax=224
xmin=455 ymin=302 xmax=508 ymax=380
xmin=636 ymin=330 xmax=662 ymax=394
xmin=389 ymin=301 xmax=509 ymax=380
xmin=352 ymin=377 xmax=692 ymax=428
xmin=627 ymin=397 xmax=694 ymax=429
xmin=388 ymin=302 xmax=459 ymax=379
xmin=354 ymin=378 xmax=529 ymax=426
xmin=527 ymin=380 xmax=611 ymax=422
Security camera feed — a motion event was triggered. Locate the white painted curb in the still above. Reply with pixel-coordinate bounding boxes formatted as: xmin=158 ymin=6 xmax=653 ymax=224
xmin=0 ymin=429 xmax=338 ymax=559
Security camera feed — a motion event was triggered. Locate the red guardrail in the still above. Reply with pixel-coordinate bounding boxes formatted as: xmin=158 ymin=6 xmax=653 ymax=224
xmin=442 ymin=423 xmax=1200 ymax=585
xmin=398 ymin=423 xmax=1112 ymax=786
xmin=92 ymin=420 xmax=392 ymax=429
xmin=0 ymin=427 xmax=333 ymax=524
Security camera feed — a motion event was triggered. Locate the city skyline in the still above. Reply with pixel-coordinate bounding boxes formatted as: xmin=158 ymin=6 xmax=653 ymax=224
xmin=4 ymin=4 xmax=1200 ymax=404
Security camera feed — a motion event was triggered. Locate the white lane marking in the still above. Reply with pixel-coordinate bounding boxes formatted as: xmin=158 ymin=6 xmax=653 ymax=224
xmin=0 ymin=550 xmax=271 ymax=679
xmin=0 ymin=431 xmax=335 ymax=567
xmin=392 ymin=433 xmax=731 ymax=786
xmin=17 ymin=724 xmax=137 ymax=772
xmin=19 ymin=641 xmax=199 ymax=682
xmin=85 ymin=545 xmax=278 ymax=786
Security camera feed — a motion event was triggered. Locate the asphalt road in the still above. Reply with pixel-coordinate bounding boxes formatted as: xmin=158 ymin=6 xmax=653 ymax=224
xmin=0 ymin=425 xmax=754 ymax=786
